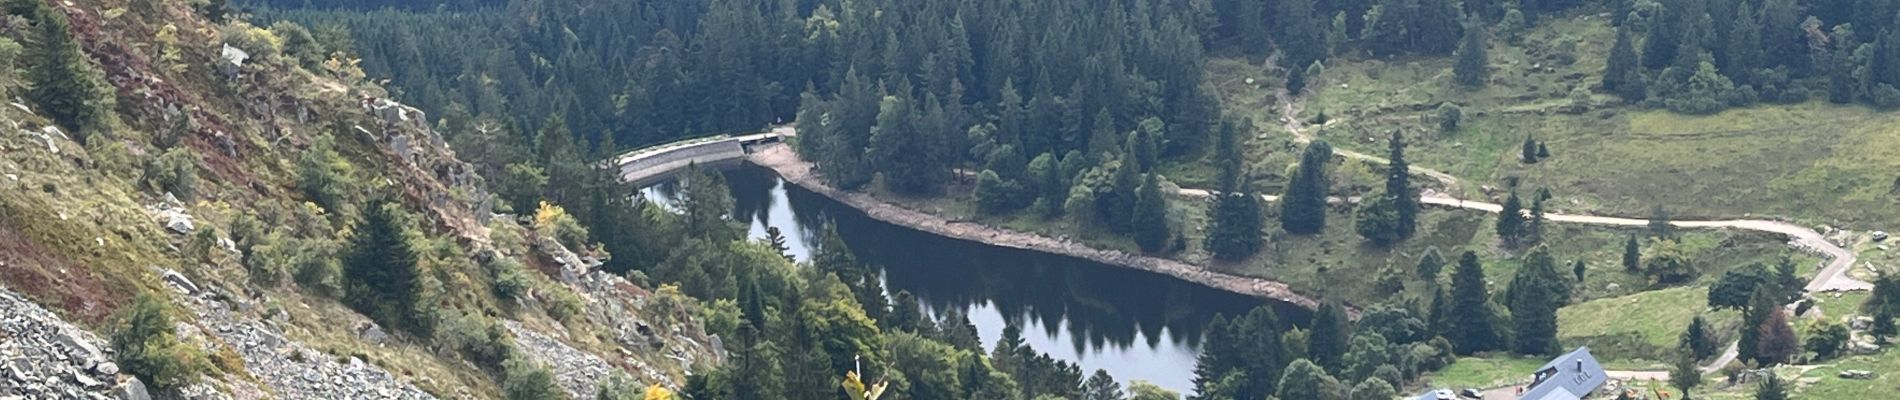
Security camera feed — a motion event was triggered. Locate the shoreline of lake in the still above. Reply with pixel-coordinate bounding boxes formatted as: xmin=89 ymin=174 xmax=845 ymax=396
xmin=745 ymin=144 xmax=1329 ymax=312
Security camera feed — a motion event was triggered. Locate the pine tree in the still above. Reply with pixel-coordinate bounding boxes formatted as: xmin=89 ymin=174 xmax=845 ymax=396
xmin=1282 ymin=141 xmax=1333 ymax=234
xmin=1520 ymin=136 xmax=1539 ymax=163
xmin=1572 ymin=260 xmax=1587 ymax=282
xmin=1386 ymin=130 xmax=1417 ymax=238
xmin=1720 ymin=0 xmax=1763 ymax=80
xmin=1417 ymin=247 xmax=1447 ymax=282
xmin=1623 ymin=234 xmax=1642 ymax=271
xmin=1507 ymin=246 xmax=1566 ymax=355
xmin=1453 ymin=17 xmax=1489 ymax=87
xmin=1670 ymin=349 xmax=1702 ymax=400
xmin=1739 ymin=286 xmax=1779 ymax=364
xmin=1110 ymin=154 xmax=1142 ymax=232
xmin=343 ymin=199 xmax=428 ymax=335
xmin=1208 ymin=120 xmax=1264 ymax=260
xmin=1536 ymin=142 xmax=1551 ymax=159
xmin=1649 ymin=205 xmax=1674 ymax=238
xmin=1450 ymin=251 xmax=1497 ymax=354
xmin=1133 ymin=173 xmax=1171 ymax=253
xmin=1496 ymin=190 xmax=1524 ymax=246
xmin=1682 ymin=314 xmax=1717 ymax=360
xmin=1605 ymin=26 xmax=1644 ymax=99
xmin=1307 ymin=301 xmax=1351 ymax=373
xmin=1354 ymin=194 xmax=1402 ymax=245
xmin=1754 ymin=373 xmax=1788 ymax=400
xmin=23 ymin=1 xmax=114 ymax=142
xmin=1525 ymin=196 xmax=1547 ymax=245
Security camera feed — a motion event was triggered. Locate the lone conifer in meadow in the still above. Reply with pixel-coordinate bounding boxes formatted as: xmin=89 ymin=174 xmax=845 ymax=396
xmin=1282 ymin=140 xmax=1333 ymax=234
xmin=1623 ymin=234 xmax=1642 ymax=271
xmin=1453 ymin=17 xmax=1488 ymax=87
xmin=1386 ymin=131 xmax=1417 ymax=239
xmin=1520 ymin=136 xmax=1539 ymax=163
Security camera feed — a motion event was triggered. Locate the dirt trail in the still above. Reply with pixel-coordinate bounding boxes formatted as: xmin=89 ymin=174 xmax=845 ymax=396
xmin=1270 ymin=90 xmax=1866 ymax=292
xmin=746 ymin=145 xmax=1330 ymax=312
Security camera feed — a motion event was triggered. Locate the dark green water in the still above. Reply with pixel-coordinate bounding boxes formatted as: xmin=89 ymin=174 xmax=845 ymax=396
xmin=642 ymin=164 xmax=1309 ymax=392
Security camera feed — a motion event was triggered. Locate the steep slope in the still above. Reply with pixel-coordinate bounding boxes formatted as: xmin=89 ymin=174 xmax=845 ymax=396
xmin=0 ymin=0 xmax=718 ymax=398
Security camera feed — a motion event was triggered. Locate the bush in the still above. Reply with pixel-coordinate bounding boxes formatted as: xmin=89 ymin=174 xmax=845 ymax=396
xmin=112 ymin=295 xmax=208 ymax=390
xmin=298 ymin=135 xmax=356 ymax=215
xmin=219 ymin=21 xmax=283 ymax=61
xmin=486 ymin=258 xmax=530 ymax=302
xmin=1436 ymin=103 xmax=1462 ymax=132
xmin=144 ymin=148 xmax=201 ymax=200
xmin=1872 ymin=84 xmax=1900 ymax=109
xmin=502 ymin=355 xmax=563 ymax=400
xmin=542 ymin=286 xmax=583 ymax=323
xmin=532 ymin=202 xmax=591 ymax=251
xmin=441 ymin=311 xmax=515 ymax=370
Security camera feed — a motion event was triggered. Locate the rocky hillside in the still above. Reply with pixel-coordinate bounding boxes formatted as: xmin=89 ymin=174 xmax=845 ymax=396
xmin=0 ymin=0 xmax=719 ymax=398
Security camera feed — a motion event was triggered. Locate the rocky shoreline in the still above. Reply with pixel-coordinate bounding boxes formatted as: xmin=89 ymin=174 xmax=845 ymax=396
xmin=746 ymin=144 xmax=1326 ymax=311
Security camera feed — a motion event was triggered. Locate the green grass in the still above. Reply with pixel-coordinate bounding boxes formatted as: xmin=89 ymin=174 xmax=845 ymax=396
xmin=1215 ymin=9 xmax=1900 ymax=230
xmin=1556 ymin=286 xmax=1743 ymax=363
xmin=1428 ymin=356 xmax=1547 ymax=389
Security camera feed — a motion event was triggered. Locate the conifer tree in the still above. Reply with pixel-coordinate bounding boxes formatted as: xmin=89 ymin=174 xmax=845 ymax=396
xmin=1450 ymin=251 xmax=1497 ymax=354
xmin=1754 ymin=373 xmax=1788 ymax=400
xmin=1417 ymin=247 xmax=1447 ymax=282
xmin=1133 ymin=173 xmax=1171 ymax=253
xmin=1525 ymin=195 xmax=1546 ymax=245
xmin=23 ymin=1 xmax=113 ymax=142
xmin=343 ymin=199 xmax=428 ymax=335
xmin=1520 ymin=136 xmax=1539 ymax=163
xmin=1281 ymin=140 xmax=1333 ymax=234
xmin=1682 ymin=314 xmax=1717 ymax=360
xmin=1624 ymin=234 xmax=1642 ymax=271
xmin=1507 ymin=246 xmax=1565 ymax=355
xmin=1496 ymin=190 xmax=1524 ymax=246
xmin=1454 ymin=17 xmax=1489 ymax=87
xmin=1386 ymin=130 xmax=1417 ymax=238
xmin=1604 ymin=26 xmax=1644 ymax=99
xmin=1207 ymin=121 xmax=1264 ymax=260
xmin=1670 ymin=349 xmax=1702 ymax=399
xmin=1307 ymin=301 xmax=1351 ymax=373
xmin=1110 ymin=154 xmax=1142 ymax=232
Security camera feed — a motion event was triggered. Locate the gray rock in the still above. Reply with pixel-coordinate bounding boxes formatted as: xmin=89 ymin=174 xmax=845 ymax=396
xmin=159 ymin=210 xmax=194 ymax=235
xmin=91 ymin=362 xmax=117 ymax=376
xmin=55 ymin=329 xmax=103 ymax=362
xmin=114 ymin=377 xmax=151 ymax=400
xmin=1840 ymin=369 xmax=1875 ymax=379
xmin=160 ymin=270 xmax=198 ymax=295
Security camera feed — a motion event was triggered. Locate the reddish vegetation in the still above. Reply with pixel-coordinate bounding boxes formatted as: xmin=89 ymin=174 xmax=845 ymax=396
xmin=0 ymin=224 xmax=123 ymax=325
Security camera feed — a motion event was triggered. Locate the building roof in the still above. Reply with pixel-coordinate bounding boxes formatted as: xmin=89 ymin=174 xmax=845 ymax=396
xmin=1520 ymin=347 xmax=1607 ymax=400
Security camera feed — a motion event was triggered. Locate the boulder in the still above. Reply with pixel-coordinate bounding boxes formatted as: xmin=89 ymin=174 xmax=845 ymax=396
xmin=54 ymin=328 xmax=103 ymax=364
xmin=161 ymin=269 xmax=199 ymax=295
xmin=92 ymin=362 xmax=118 ymax=376
xmin=115 ymin=377 xmax=152 ymax=400
xmin=159 ymin=210 xmax=194 ymax=235
xmin=1839 ymin=369 xmax=1875 ymax=379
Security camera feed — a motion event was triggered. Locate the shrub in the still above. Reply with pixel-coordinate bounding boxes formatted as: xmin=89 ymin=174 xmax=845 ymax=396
xmin=486 ymin=258 xmax=530 ymax=302
xmin=144 ymin=148 xmax=201 ymax=200
xmin=1436 ymin=103 xmax=1462 ymax=132
xmin=441 ymin=311 xmax=515 ymax=370
xmin=542 ymin=286 xmax=583 ymax=323
xmin=219 ymin=21 xmax=283 ymax=61
xmin=532 ymin=202 xmax=591 ymax=251
xmin=501 ymin=355 xmax=563 ymax=400
xmin=112 ymin=295 xmax=208 ymax=390
xmin=297 ymin=135 xmax=355 ymax=215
